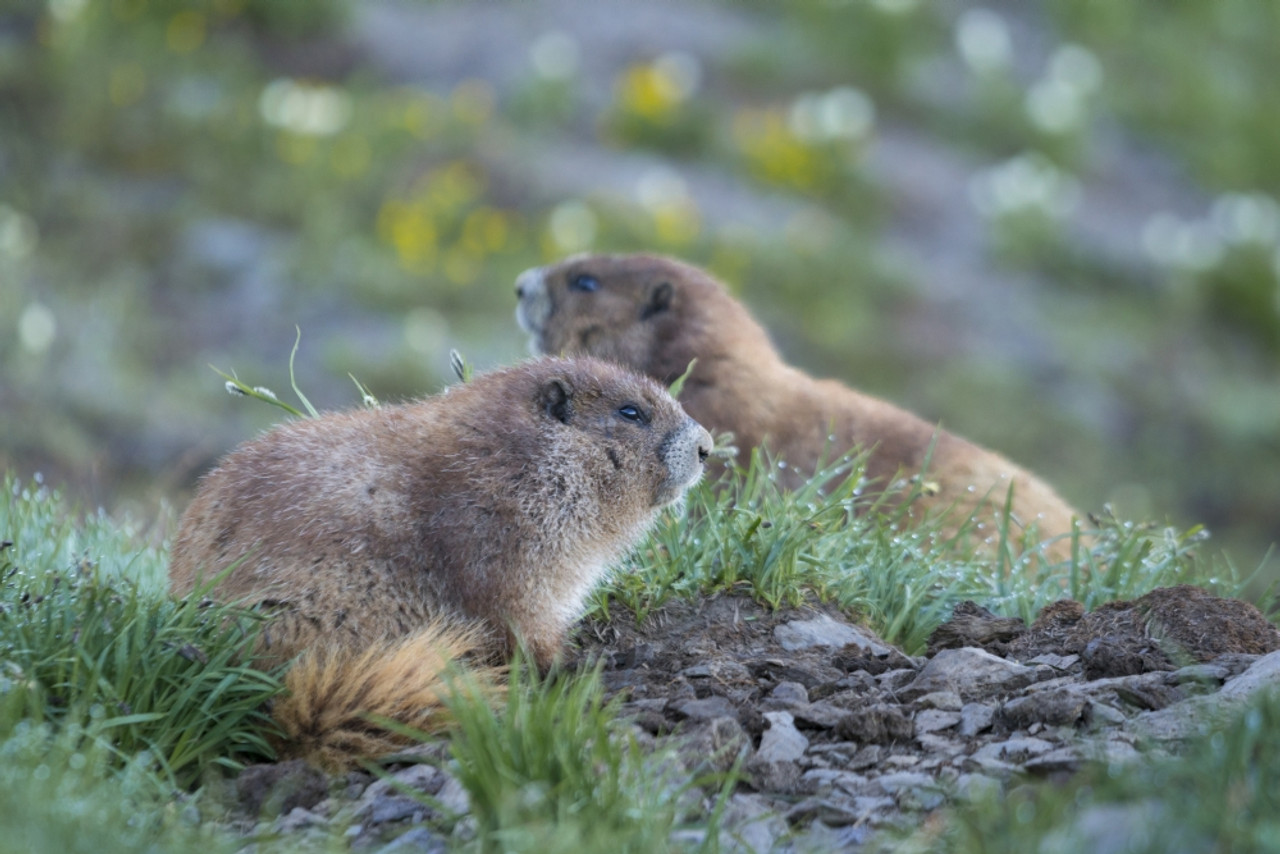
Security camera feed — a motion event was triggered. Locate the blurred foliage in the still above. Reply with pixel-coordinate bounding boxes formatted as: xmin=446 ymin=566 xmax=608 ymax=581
xmin=0 ymin=0 xmax=1276 ymax=579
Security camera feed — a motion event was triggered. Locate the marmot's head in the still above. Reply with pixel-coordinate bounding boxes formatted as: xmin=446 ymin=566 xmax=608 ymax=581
xmin=507 ymin=357 xmax=712 ymax=508
xmin=515 ymin=253 xmax=769 ymax=386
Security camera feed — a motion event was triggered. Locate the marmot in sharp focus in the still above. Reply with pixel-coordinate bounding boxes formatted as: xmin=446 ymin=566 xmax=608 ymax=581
xmin=169 ymin=356 xmax=712 ymax=769
xmin=514 ymin=253 xmax=1084 ymax=561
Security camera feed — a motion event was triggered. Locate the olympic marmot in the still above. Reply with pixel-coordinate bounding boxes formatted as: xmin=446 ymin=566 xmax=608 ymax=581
xmin=169 ymin=356 xmax=712 ymax=769
xmin=515 ymin=253 xmax=1083 ymax=561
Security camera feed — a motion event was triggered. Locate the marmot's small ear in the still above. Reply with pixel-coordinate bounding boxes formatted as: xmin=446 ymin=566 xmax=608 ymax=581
xmin=541 ymin=378 xmax=573 ymax=424
xmin=641 ymin=281 xmax=674 ymax=320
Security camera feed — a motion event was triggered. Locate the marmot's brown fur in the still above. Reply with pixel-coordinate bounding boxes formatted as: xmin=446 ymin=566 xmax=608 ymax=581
xmin=515 ymin=253 xmax=1083 ymax=561
xmin=169 ymin=356 xmax=711 ymax=769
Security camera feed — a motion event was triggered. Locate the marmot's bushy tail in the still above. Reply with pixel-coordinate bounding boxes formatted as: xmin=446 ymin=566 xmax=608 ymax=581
xmin=271 ymin=621 xmax=503 ymax=771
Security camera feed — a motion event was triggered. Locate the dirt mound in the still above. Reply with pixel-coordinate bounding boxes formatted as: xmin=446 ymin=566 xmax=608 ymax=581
xmin=929 ymin=585 xmax=1280 ymax=679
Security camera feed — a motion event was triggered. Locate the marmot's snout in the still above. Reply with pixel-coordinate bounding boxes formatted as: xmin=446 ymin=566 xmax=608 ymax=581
xmin=657 ymin=419 xmax=713 ymax=506
xmin=696 ymin=427 xmax=712 ymax=465
xmin=514 ymin=266 xmax=550 ymax=346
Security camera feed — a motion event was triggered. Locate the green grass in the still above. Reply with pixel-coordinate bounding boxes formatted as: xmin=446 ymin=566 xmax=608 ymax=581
xmin=600 ymin=450 xmax=1243 ymax=654
xmin=0 ymin=711 xmax=236 ymax=854
xmin=1 ymin=477 xmax=283 ymax=788
xmin=443 ymin=657 xmax=732 ymax=854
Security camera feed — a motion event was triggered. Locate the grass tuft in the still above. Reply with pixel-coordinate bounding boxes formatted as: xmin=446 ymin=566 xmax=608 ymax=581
xmin=444 ymin=655 xmax=726 ymax=853
xmin=0 ymin=476 xmax=282 ymax=787
xmin=605 ymin=451 xmax=1244 ymax=653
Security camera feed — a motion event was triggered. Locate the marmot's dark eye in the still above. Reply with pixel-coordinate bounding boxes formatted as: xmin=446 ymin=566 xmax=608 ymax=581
xmin=570 ymin=274 xmax=600 ymax=293
xmin=616 ymin=404 xmax=647 ymax=424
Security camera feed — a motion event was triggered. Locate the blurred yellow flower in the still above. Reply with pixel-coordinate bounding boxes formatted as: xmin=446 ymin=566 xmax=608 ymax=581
xmin=378 ymin=200 xmax=439 ymax=273
xmin=732 ymin=108 xmax=819 ymax=190
xmin=616 ymin=62 xmax=688 ymax=121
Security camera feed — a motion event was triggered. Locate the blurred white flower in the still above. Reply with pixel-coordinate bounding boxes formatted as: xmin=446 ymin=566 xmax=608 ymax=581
xmin=1049 ymin=44 xmax=1103 ymax=95
xmin=956 ymin=8 xmax=1012 ymax=74
xmin=259 ymin=79 xmax=352 ymax=136
xmin=18 ymin=302 xmax=56 ymax=355
xmin=530 ymin=31 xmax=580 ymax=80
xmin=1026 ymin=44 xmax=1103 ymax=134
xmin=789 ymin=87 xmax=875 ymax=143
xmin=969 ymin=153 xmax=1081 ymax=220
xmin=549 ymin=201 xmax=597 ymax=252
xmin=636 ymin=168 xmax=691 ymax=212
xmin=0 ymin=205 xmax=38 ymax=259
xmin=47 ymin=0 xmax=86 ymax=22
xmin=870 ymin=0 xmax=919 ymax=14
xmin=1025 ymin=78 xmax=1083 ymax=134
xmin=1211 ymin=193 xmax=1280 ymax=246
xmin=1141 ymin=213 xmax=1224 ymax=271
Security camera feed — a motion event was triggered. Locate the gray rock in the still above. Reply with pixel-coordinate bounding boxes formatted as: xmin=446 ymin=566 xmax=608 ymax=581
xmin=791 ymin=701 xmax=848 ymax=729
xmin=847 ymin=744 xmax=884 ymax=771
xmin=1097 ymin=737 xmax=1142 ymax=765
xmin=876 ymin=771 xmax=945 ymax=810
xmin=834 ymin=703 xmax=913 ymax=744
xmin=1000 ymin=689 xmax=1089 ymax=728
xmin=915 ymin=733 xmax=964 ymax=756
xmin=746 ymin=758 xmax=802 ymax=794
xmin=1027 ymin=653 xmax=1081 ymax=671
xmin=915 ymin=690 xmax=963 ymax=710
xmin=1219 ymin=648 xmax=1280 ymax=698
xmin=671 ymin=694 xmax=739 ymax=722
xmin=883 ymin=753 xmax=922 ymax=770
xmin=678 ymin=716 xmax=752 ymax=774
xmin=377 ymin=826 xmax=449 ymax=853
xmin=788 ymin=820 xmax=877 ymax=853
xmin=806 ymin=742 xmax=856 ymax=764
xmin=786 ymin=797 xmax=867 ymax=827
xmin=434 ymin=774 xmax=470 ymax=816
xmin=904 ymin=648 xmax=1036 ymax=701
xmin=775 ymin=615 xmax=892 ymax=655
xmin=756 ymin=711 xmax=809 ymax=762
xmin=799 ymin=768 xmax=868 ymax=796
xmin=1088 ymin=702 xmax=1128 ymax=726
xmin=952 ymin=772 xmax=1001 ymax=801
xmin=1022 ymin=746 xmax=1084 ymax=774
xmin=361 ymin=795 xmax=425 ymax=825
xmin=876 ymin=771 xmax=935 ymax=795
xmin=914 ymin=708 xmax=962 ymax=735
xmin=766 ymin=680 xmax=809 ymax=707
xmin=720 ymin=793 xmax=789 ymax=854
xmin=851 ymin=795 xmax=897 ymax=818
xmin=274 ymin=806 xmax=327 ymax=834
xmin=958 ymin=702 xmax=996 ymax=737
xmin=972 ymin=736 xmax=1056 ymax=765
xmin=875 ymin=669 xmax=919 ymax=692
xmin=1169 ymin=662 xmax=1232 ymax=685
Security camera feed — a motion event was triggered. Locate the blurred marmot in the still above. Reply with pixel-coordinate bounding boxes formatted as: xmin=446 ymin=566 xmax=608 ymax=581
xmin=170 ymin=356 xmax=712 ymax=768
xmin=515 ymin=253 xmax=1083 ymax=561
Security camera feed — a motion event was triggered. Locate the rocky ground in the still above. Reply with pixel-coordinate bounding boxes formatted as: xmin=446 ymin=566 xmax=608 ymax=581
xmin=223 ymin=586 xmax=1280 ymax=852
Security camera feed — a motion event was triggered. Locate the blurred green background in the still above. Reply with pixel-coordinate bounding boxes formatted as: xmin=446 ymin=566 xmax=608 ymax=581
xmin=2 ymin=0 xmax=1277 ymax=581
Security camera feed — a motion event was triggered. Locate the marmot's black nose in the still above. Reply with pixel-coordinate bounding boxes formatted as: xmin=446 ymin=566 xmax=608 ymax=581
xmin=696 ymin=434 xmax=712 ymax=464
